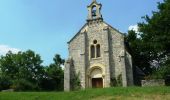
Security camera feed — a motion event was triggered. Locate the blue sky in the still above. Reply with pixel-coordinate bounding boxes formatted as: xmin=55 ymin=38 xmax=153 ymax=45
xmin=0 ymin=0 xmax=163 ymax=65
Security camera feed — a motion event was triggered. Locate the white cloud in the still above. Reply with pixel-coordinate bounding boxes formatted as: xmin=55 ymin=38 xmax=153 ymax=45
xmin=61 ymin=64 xmax=64 ymax=70
xmin=128 ymin=25 xmax=139 ymax=33
xmin=128 ymin=25 xmax=141 ymax=38
xmin=0 ymin=45 xmax=21 ymax=56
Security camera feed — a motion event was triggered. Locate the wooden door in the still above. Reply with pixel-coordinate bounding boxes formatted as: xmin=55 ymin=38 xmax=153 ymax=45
xmin=92 ymin=78 xmax=103 ymax=88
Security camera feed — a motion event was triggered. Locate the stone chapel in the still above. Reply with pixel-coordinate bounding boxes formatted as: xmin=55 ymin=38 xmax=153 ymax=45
xmin=64 ymin=0 xmax=133 ymax=91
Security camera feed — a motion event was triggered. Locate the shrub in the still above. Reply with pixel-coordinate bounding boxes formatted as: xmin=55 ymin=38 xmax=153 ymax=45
xmin=11 ymin=79 xmax=38 ymax=91
xmin=110 ymin=77 xmax=117 ymax=86
xmin=110 ymin=74 xmax=122 ymax=87
xmin=151 ymin=60 xmax=170 ymax=79
xmin=0 ymin=77 xmax=12 ymax=91
xmin=117 ymin=74 xmax=123 ymax=86
xmin=71 ymin=72 xmax=81 ymax=91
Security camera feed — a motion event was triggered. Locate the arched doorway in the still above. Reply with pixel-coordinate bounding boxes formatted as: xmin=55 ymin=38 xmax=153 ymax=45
xmin=90 ymin=68 xmax=103 ymax=88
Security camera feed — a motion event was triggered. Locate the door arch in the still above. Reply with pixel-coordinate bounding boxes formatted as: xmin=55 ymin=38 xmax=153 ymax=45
xmin=87 ymin=66 xmax=105 ymax=88
xmin=91 ymin=68 xmax=103 ymax=88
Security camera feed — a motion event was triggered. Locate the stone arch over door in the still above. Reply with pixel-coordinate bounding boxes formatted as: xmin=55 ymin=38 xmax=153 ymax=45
xmin=87 ymin=64 xmax=105 ymax=88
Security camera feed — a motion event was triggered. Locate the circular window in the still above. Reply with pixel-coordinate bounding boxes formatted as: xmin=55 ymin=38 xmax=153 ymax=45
xmin=93 ymin=40 xmax=97 ymax=44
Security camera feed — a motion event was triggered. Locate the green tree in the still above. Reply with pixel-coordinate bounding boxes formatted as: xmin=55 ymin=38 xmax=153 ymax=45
xmin=138 ymin=0 xmax=170 ymax=62
xmin=137 ymin=0 xmax=170 ymax=78
xmin=126 ymin=30 xmax=151 ymax=74
xmin=125 ymin=30 xmax=150 ymax=85
xmin=0 ymin=50 xmax=44 ymax=91
xmin=45 ymin=54 xmax=64 ymax=91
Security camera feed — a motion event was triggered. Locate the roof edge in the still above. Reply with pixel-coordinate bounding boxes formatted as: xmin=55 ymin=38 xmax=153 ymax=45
xmin=67 ymin=23 xmax=87 ymax=44
xmin=68 ymin=21 xmax=125 ymax=44
xmin=103 ymin=21 xmax=125 ymax=36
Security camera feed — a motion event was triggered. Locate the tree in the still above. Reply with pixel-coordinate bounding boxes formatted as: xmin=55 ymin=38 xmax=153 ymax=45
xmin=0 ymin=51 xmax=19 ymax=90
xmin=0 ymin=50 xmax=44 ymax=91
xmin=126 ymin=30 xmax=151 ymax=73
xmin=138 ymin=0 xmax=170 ymax=62
xmin=137 ymin=0 xmax=170 ymax=79
xmin=19 ymin=50 xmax=44 ymax=83
xmin=41 ymin=54 xmax=65 ymax=91
xmin=125 ymin=30 xmax=150 ymax=85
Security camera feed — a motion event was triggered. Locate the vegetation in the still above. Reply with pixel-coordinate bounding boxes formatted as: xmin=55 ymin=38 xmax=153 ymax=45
xmin=126 ymin=0 xmax=170 ymax=82
xmin=70 ymin=72 xmax=81 ymax=91
xmin=0 ymin=50 xmax=44 ymax=91
xmin=0 ymin=87 xmax=170 ymax=100
xmin=0 ymin=0 xmax=170 ymax=92
xmin=42 ymin=54 xmax=65 ymax=91
xmin=111 ymin=74 xmax=122 ymax=87
xmin=0 ymin=50 xmax=64 ymax=91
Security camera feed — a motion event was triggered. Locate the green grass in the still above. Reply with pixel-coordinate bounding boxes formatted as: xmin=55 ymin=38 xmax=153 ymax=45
xmin=0 ymin=87 xmax=170 ymax=100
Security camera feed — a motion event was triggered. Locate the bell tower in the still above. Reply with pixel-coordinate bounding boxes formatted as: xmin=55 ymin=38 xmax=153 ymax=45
xmin=87 ymin=0 xmax=103 ymax=22
xmin=64 ymin=0 xmax=134 ymax=91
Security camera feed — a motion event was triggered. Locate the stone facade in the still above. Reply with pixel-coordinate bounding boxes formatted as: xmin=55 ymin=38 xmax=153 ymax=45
xmin=64 ymin=0 xmax=133 ymax=91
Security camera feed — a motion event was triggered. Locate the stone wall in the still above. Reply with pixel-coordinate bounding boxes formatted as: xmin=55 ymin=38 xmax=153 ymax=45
xmin=109 ymin=27 xmax=124 ymax=79
xmin=65 ymin=20 xmax=134 ymax=90
xmin=141 ymin=79 xmax=165 ymax=87
xmin=64 ymin=58 xmax=72 ymax=91
xmin=125 ymin=51 xmax=133 ymax=86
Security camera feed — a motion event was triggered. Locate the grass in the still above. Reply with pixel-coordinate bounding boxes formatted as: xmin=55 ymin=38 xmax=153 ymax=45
xmin=0 ymin=87 xmax=170 ymax=100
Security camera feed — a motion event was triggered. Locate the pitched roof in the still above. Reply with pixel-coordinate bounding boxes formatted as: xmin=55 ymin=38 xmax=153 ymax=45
xmin=103 ymin=21 xmax=125 ymax=36
xmin=67 ymin=23 xmax=87 ymax=44
xmin=67 ymin=21 xmax=125 ymax=44
xmin=87 ymin=0 xmax=102 ymax=8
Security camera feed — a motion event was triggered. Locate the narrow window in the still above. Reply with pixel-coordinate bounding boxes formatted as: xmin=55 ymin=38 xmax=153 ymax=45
xmin=96 ymin=44 xmax=101 ymax=57
xmin=92 ymin=6 xmax=97 ymax=18
xmin=91 ymin=45 xmax=95 ymax=58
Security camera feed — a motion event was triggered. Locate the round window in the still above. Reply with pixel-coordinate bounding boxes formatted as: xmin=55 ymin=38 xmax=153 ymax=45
xmin=93 ymin=40 xmax=97 ymax=44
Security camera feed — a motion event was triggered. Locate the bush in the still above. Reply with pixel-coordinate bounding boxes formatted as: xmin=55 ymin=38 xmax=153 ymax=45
xmin=11 ymin=79 xmax=38 ymax=91
xmin=117 ymin=74 xmax=123 ymax=86
xmin=110 ymin=74 xmax=122 ymax=87
xmin=151 ymin=60 xmax=170 ymax=79
xmin=71 ymin=72 xmax=81 ymax=91
xmin=110 ymin=77 xmax=117 ymax=86
xmin=165 ymin=75 xmax=170 ymax=86
xmin=0 ymin=77 xmax=12 ymax=91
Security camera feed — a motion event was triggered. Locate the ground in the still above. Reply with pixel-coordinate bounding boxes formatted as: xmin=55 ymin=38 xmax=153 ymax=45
xmin=0 ymin=87 xmax=170 ymax=100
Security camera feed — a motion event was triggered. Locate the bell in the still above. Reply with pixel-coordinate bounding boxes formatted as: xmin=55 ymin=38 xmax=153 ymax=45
xmin=92 ymin=10 xmax=96 ymax=16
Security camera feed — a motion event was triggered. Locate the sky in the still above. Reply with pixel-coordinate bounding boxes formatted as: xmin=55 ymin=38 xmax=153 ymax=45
xmin=0 ymin=0 xmax=163 ymax=66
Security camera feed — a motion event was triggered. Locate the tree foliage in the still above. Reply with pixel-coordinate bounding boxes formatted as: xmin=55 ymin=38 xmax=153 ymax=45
xmin=126 ymin=0 xmax=170 ymax=81
xmin=139 ymin=0 xmax=170 ymax=60
xmin=126 ymin=30 xmax=151 ymax=74
xmin=40 ymin=54 xmax=64 ymax=91
xmin=0 ymin=50 xmax=65 ymax=91
xmin=0 ymin=50 xmax=44 ymax=91
xmin=139 ymin=0 xmax=170 ymax=77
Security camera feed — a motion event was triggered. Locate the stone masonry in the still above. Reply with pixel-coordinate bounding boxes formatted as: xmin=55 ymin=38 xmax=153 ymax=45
xmin=64 ymin=0 xmax=134 ymax=91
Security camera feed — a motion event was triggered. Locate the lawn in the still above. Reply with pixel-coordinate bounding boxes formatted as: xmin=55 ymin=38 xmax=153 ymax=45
xmin=0 ymin=87 xmax=170 ymax=100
